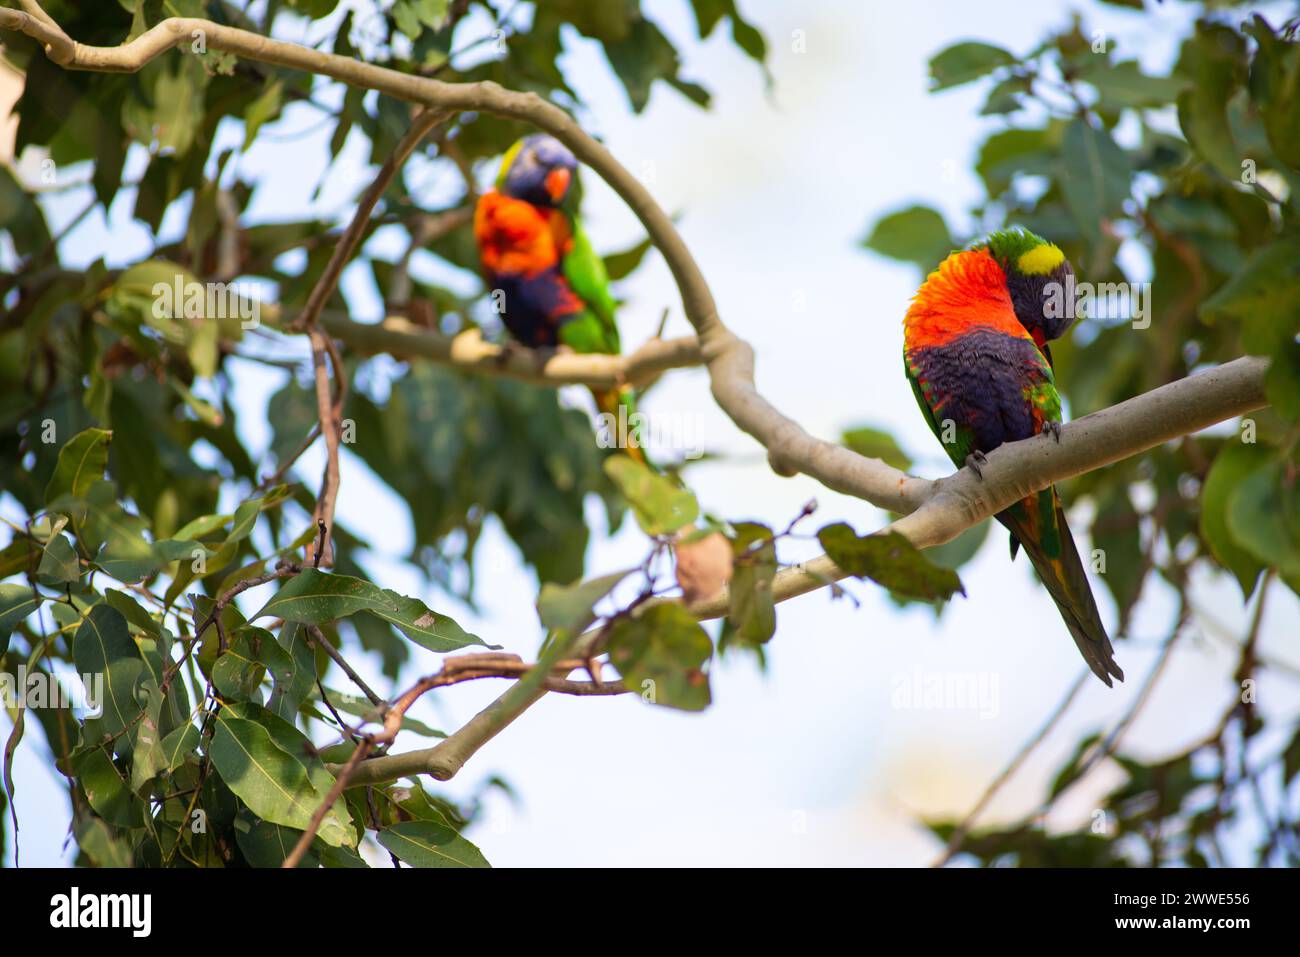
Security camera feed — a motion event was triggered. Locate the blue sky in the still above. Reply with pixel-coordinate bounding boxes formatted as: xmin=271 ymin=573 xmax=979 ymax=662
xmin=4 ymin=0 xmax=1298 ymax=867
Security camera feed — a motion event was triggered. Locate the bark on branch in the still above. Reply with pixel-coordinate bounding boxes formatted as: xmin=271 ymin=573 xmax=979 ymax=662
xmin=258 ymin=305 xmax=705 ymax=390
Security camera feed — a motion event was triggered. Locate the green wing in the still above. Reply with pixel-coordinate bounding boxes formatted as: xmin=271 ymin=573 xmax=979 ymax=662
xmin=558 ymin=215 xmax=621 ymax=355
xmin=1026 ymin=347 xmax=1063 ymax=425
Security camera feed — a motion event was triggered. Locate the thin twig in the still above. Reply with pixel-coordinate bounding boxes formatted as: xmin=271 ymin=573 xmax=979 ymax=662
xmin=308 ymin=624 xmax=383 ymax=708
xmin=932 ymin=670 xmax=1090 ymax=867
xmin=257 ymin=423 xmax=320 ymax=490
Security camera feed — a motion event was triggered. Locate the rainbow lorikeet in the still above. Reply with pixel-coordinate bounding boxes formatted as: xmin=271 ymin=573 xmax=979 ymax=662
xmin=474 ymin=134 xmax=646 ymax=463
xmin=902 ymin=228 xmax=1124 ymax=686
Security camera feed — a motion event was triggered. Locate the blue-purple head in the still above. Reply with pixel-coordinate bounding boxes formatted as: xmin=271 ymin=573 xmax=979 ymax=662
xmin=496 ymin=134 xmax=577 ymax=208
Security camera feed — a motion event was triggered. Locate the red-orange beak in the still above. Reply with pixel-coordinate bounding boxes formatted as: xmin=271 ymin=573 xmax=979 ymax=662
xmin=544 ymin=167 xmax=570 ymax=203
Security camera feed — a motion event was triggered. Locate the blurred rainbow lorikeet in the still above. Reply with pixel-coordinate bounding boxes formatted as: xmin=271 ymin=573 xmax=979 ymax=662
xmin=902 ymin=228 xmax=1124 ymax=686
xmin=474 ymin=134 xmax=646 ymax=464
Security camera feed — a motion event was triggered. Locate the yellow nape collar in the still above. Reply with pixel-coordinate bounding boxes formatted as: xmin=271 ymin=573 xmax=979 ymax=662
xmin=1016 ymin=243 xmax=1065 ymax=276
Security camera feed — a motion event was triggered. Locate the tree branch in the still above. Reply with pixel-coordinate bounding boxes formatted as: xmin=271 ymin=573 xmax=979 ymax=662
xmin=258 ymin=304 xmax=705 ymax=390
xmin=343 ymin=356 xmax=1269 ymax=787
xmin=292 ymin=106 xmax=450 ymax=566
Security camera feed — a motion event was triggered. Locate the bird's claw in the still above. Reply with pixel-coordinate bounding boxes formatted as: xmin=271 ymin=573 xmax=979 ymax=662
xmin=965 ymin=451 xmax=988 ymax=479
xmin=494 ymin=339 xmax=525 ymax=369
xmin=1043 ymin=420 xmax=1062 ymax=443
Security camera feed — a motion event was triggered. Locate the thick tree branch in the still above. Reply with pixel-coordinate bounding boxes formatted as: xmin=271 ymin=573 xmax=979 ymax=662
xmin=258 ymin=305 xmax=705 ymax=390
xmin=344 ymin=356 xmax=1269 ymax=787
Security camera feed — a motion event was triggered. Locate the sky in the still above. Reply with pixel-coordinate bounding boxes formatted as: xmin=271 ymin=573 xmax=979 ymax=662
xmin=3 ymin=0 xmax=1299 ymax=867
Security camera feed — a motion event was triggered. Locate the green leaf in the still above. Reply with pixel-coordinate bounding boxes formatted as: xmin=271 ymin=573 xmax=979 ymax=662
xmin=234 ymin=812 xmax=318 ymax=868
xmin=860 ymin=205 xmax=954 ymax=273
xmin=1080 ymin=60 xmax=1187 ymax=110
xmin=128 ymin=682 xmax=168 ymax=792
xmin=377 ymin=820 xmax=490 ymax=868
xmin=77 ymin=747 xmax=139 ymax=826
xmin=1283 ymin=725 xmax=1300 ymax=786
xmin=242 ymin=79 xmax=283 ymax=151
xmin=537 ymin=568 xmax=635 ymax=634
xmin=842 ymin=425 xmax=913 ymax=471
xmin=924 ymin=518 xmax=990 ymax=572
xmin=976 ymin=126 xmax=1055 ymax=196
xmin=721 ymin=522 xmax=776 ymax=649
xmin=173 ymin=511 xmax=234 ymax=541
xmin=0 ymin=584 xmax=43 ymax=655
xmin=75 ymin=816 xmax=134 ymax=868
xmin=150 ymin=59 xmax=206 ymax=155
xmin=0 ymin=539 xmax=41 ymax=581
xmin=1264 ymin=341 xmax=1300 ymax=422
xmin=226 ymin=486 xmax=292 ymax=545
xmin=929 ymin=41 xmax=1016 ymax=90
xmin=209 ymin=707 xmax=353 ymax=847
xmin=607 ymin=603 xmax=712 ymax=711
xmin=818 ymin=523 xmax=965 ymax=603
xmin=212 ymin=628 xmax=270 ymax=703
xmin=72 ymin=604 xmax=151 ymax=743
xmin=602 ymin=17 xmax=698 ymax=114
xmin=44 ymin=427 xmax=112 ymax=506
xmin=265 ymin=621 xmax=316 ymax=722
xmin=981 ymin=74 xmax=1032 ymax=115
xmin=1247 ymin=15 xmax=1300 ymax=171
xmin=392 ymin=0 xmax=423 ymax=39
xmin=0 ymin=165 xmax=51 ymax=256
xmin=254 ymin=569 xmax=397 ymax=625
xmin=1175 ymin=23 xmax=1247 ymax=180
xmin=37 ymin=532 xmax=80 ymax=585
xmin=1200 ymin=239 xmax=1300 ymax=357
xmin=689 ymin=0 xmax=766 ymax=65
xmin=1226 ymin=458 xmax=1300 ymax=580
xmin=604 ymin=457 xmax=698 ymax=536
xmin=158 ymin=722 xmax=201 ymax=776
xmin=104 ymin=589 xmax=160 ymax=636
xmin=99 ymin=526 xmax=200 ymax=585
xmin=1059 ymin=119 xmax=1131 ymax=243
xmin=1200 ymin=443 xmax=1267 ymax=598
xmin=288 ymin=0 xmax=342 ymax=17
xmin=364 ymin=590 xmax=488 ymax=654
xmin=603 ymin=235 xmax=654 ymax=281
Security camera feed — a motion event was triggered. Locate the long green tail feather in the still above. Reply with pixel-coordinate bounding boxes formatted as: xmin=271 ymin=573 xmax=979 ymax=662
xmin=998 ymin=497 xmax=1124 ymax=686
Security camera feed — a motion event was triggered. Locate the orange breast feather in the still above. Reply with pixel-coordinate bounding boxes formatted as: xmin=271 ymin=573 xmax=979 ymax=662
xmin=903 ymin=248 xmax=1031 ymax=350
xmin=474 ymin=191 xmax=564 ymax=276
